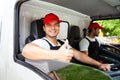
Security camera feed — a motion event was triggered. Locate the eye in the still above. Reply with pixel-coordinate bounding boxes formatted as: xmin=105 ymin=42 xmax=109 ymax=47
xmin=54 ymin=23 xmax=60 ymax=27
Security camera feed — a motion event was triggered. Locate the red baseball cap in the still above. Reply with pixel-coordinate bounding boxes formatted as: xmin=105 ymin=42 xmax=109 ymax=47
xmin=88 ymin=23 xmax=104 ymax=30
xmin=43 ymin=13 xmax=60 ymax=24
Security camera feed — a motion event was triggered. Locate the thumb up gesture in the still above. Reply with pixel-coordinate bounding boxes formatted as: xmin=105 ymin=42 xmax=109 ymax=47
xmin=55 ymin=39 xmax=73 ymax=62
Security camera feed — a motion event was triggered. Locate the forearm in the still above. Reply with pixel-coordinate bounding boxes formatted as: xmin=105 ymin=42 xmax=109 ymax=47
xmin=22 ymin=43 xmax=56 ymax=60
xmin=78 ymin=53 xmax=102 ymax=67
xmin=71 ymin=48 xmax=102 ymax=67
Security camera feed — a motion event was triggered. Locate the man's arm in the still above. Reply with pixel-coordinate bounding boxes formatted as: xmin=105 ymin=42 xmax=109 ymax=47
xmin=70 ymin=48 xmax=111 ymax=71
xmin=22 ymin=43 xmax=55 ymax=60
xmin=22 ymin=41 xmax=73 ymax=62
xmin=81 ymin=51 xmax=88 ymax=55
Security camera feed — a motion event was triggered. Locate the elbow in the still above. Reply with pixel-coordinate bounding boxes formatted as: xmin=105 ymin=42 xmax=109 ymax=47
xmin=21 ymin=44 xmax=34 ymax=60
xmin=22 ymin=47 xmax=31 ymax=59
xmin=21 ymin=43 xmax=41 ymax=60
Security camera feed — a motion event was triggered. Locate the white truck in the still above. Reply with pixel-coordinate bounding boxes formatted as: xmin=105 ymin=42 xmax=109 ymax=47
xmin=0 ymin=0 xmax=120 ymax=80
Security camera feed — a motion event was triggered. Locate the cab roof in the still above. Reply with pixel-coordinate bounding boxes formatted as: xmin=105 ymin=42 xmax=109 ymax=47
xmin=41 ymin=0 xmax=120 ymax=20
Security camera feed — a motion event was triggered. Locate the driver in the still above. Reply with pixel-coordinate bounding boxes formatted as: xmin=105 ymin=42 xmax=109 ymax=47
xmin=79 ymin=23 xmax=106 ymax=63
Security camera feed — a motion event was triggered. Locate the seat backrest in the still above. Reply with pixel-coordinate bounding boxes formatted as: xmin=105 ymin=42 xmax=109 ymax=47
xmin=18 ymin=18 xmax=45 ymax=61
xmin=25 ymin=18 xmax=45 ymax=44
xmin=69 ymin=25 xmax=81 ymax=50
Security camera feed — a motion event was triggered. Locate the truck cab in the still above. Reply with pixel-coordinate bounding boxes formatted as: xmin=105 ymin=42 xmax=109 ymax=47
xmin=0 ymin=0 xmax=120 ymax=80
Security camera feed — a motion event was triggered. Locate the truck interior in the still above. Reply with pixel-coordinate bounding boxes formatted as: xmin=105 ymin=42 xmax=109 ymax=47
xmin=14 ymin=0 xmax=120 ymax=80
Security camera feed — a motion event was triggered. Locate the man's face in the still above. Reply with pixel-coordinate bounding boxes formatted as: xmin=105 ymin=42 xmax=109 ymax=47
xmin=93 ymin=28 xmax=100 ymax=36
xmin=43 ymin=21 xmax=60 ymax=38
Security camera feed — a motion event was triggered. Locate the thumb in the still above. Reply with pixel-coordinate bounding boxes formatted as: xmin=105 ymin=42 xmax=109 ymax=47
xmin=62 ymin=39 xmax=69 ymax=49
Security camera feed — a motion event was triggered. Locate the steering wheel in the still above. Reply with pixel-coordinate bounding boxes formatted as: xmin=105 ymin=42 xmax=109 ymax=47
xmin=99 ymin=55 xmax=120 ymax=71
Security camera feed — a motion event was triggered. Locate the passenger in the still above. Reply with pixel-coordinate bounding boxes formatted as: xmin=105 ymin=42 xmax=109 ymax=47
xmin=22 ymin=13 xmax=110 ymax=74
xmin=79 ymin=23 xmax=107 ymax=63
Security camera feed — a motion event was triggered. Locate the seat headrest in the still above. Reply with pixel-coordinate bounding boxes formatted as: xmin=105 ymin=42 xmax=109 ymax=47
xmin=69 ymin=25 xmax=81 ymax=40
xmin=30 ymin=18 xmax=45 ymax=39
xmin=25 ymin=18 xmax=45 ymax=44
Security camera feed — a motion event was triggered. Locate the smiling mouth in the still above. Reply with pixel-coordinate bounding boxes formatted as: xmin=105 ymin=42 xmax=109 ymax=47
xmin=50 ymin=30 xmax=57 ymax=33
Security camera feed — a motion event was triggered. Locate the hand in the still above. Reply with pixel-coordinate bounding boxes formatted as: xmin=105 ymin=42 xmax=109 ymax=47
xmin=98 ymin=64 xmax=111 ymax=71
xmin=55 ymin=39 xmax=73 ymax=62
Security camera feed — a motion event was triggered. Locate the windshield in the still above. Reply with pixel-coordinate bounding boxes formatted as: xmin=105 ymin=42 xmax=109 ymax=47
xmin=94 ymin=19 xmax=120 ymax=47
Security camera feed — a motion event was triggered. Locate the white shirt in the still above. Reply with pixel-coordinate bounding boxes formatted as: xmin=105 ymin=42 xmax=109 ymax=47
xmin=26 ymin=37 xmax=71 ymax=74
xmin=79 ymin=36 xmax=105 ymax=51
